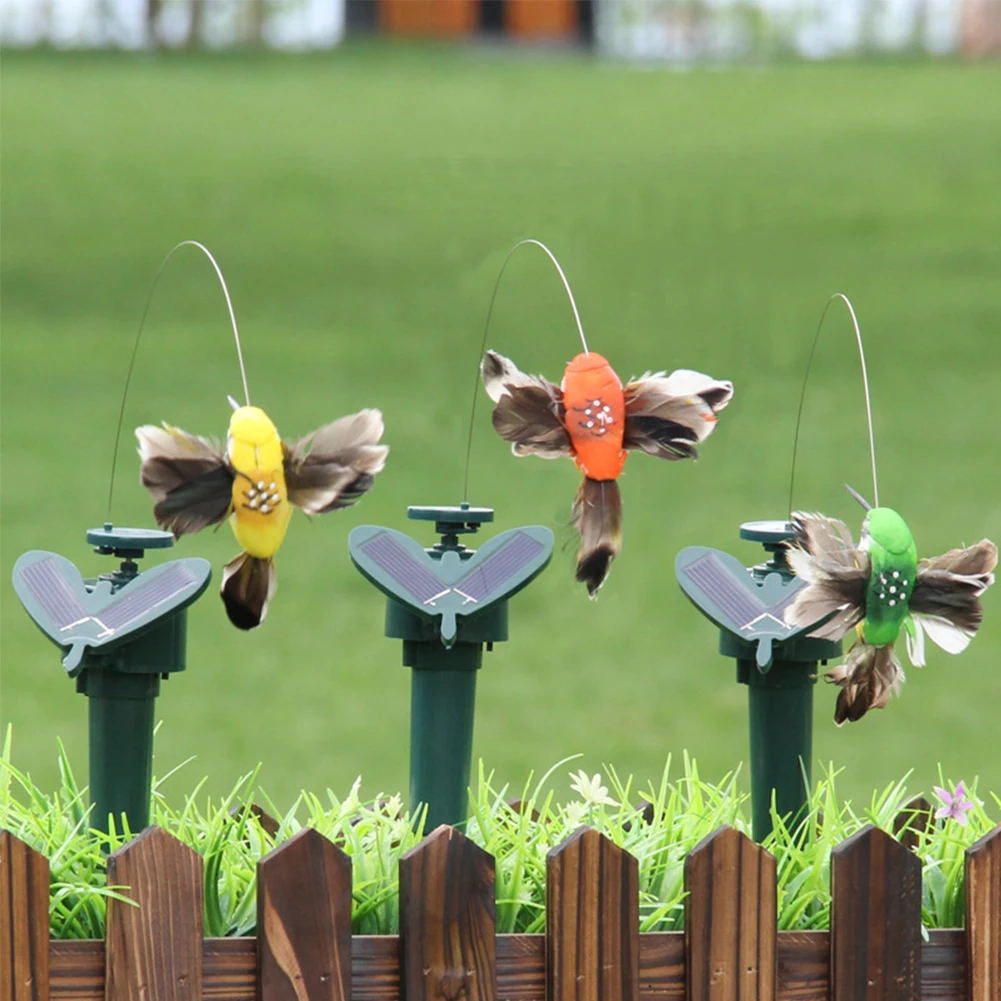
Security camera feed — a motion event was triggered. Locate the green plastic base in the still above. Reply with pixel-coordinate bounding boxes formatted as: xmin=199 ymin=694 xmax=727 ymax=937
xmin=410 ymin=664 xmax=478 ymax=831
xmin=739 ymin=658 xmax=815 ymax=841
xmin=82 ymin=670 xmax=159 ymax=833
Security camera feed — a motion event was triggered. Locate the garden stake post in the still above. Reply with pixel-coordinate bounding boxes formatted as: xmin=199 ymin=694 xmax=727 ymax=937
xmin=12 ymin=524 xmax=211 ymax=834
xmin=350 ymin=504 xmax=553 ymax=831
xmin=676 ymin=520 xmax=842 ymax=842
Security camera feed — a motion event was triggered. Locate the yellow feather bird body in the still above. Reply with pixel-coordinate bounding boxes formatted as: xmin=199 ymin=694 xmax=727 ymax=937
xmin=227 ymin=406 xmax=292 ymax=559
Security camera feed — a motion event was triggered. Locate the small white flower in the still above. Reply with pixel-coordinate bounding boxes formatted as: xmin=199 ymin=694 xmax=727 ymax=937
xmin=563 ymin=801 xmax=588 ymax=827
xmin=568 ymin=769 xmax=618 ymax=807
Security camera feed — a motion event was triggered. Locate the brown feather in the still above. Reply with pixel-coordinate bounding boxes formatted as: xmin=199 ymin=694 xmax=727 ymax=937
xmin=220 ymin=552 xmax=276 ymax=630
xmin=826 ymin=639 xmax=904 ymax=725
xmin=571 ymin=478 xmax=622 ymax=597
xmin=135 ymin=424 xmax=233 ymax=537
xmin=492 ymin=386 xmax=571 ymax=458
xmin=481 ymin=351 xmax=570 ymax=459
xmin=783 ymin=512 xmax=869 ymax=638
xmin=910 ymin=539 xmax=996 ymax=634
xmin=284 ymin=409 xmax=388 ymax=514
xmin=622 ymin=369 xmax=732 ymax=461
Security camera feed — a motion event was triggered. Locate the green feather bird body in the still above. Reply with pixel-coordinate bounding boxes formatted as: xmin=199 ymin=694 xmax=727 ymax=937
xmin=861 ymin=507 xmax=917 ymax=647
xmin=784 ymin=499 xmax=996 ymax=724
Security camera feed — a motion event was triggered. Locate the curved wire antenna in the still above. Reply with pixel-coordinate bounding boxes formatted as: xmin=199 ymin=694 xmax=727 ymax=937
xmin=106 ymin=240 xmax=249 ymax=521
xmin=461 ymin=239 xmax=588 ymax=502
xmin=788 ymin=292 xmax=879 ymax=516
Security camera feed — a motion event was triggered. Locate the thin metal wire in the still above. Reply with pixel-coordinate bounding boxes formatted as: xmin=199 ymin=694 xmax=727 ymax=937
xmin=106 ymin=240 xmax=249 ymax=521
xmin=461 ymin=239 xmax=588 ymax=502
xmin=788 ymin=292 xmax=879 ymax=516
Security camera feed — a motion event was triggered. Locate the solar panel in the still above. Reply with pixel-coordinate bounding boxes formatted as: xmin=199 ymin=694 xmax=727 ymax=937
xmin=349 ymin=524 xmax=554 ymax=648
xmin=18 ymin=558 xmax=89 ymax=630
xmin=453 ymin=532 xmax=545 ymax=604
xmin=99 ymin=563 xmax=200 ymax=633
xmin=683 ymin=551 xmax=766 ymax=629
xmin=12 ymin=550 xmax=212 ymax=674
xmin=358 ymin=532 xmax=448 ymax=605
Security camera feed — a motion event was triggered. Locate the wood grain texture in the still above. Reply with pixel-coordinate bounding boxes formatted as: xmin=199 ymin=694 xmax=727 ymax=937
xmin=399 ymin=824 xmax=496 ymax=1001
xmin=965 ymin=824 xmax=1001 ymax=1001
xmin=105 ymin=825 xmax=203 ymax=1001
xmin=546 ymin=826 xmax=639 ymax=1001
xmin=0 ymin=830 xmax=50 ymax=1001
xmin=831 ymin=824 xmax=922 ymax=1001
xmin=684 ymin=824 xmax=776 ymax=1001
xmin=258 ymin=828 xmax=352 ymax=1001
xmin=892 ymin=798 xmax=933 ymax=854
xmin=44 ymin=930 xmax=973 ymax=1000
xmin=775 ymin=933 xmax=826 ymax=1001
xmin=922 ymin=929 xmax=965 ymax=1000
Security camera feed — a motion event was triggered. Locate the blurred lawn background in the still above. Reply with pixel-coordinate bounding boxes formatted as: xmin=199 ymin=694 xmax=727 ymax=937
xmin=2 ymin=45 xmax=999 ymax=811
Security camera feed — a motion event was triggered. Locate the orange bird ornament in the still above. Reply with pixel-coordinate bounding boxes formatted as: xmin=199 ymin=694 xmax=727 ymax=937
xmin=482 ymin=350 xmax=733 ymax=595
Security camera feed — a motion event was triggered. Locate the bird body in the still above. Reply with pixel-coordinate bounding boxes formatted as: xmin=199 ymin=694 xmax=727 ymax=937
xmin=859 ymin=507 xmax=917 ymax=648
xmin=137 ymin=404 xmax=388 ymax=629
xmin=561 ymin=352 xmax=626 ymax=481
xmin=226 ymin=406 xmax=292 ymax=559
xmin=482 ymin=349 xmax=732 ymax=595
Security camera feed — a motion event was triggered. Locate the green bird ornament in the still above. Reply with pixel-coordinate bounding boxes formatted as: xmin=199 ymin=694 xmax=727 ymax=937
xmin=784 ymin=488 xmax=996 ymax=724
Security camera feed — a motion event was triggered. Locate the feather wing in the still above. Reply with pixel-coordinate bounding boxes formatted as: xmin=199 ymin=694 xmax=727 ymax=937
xmin=135 ymin=423 xmax=234 ymax=537
xmin=481 ymin=350 xmax=571 ymax=460
xmin=783 ymin=512 xmax=869 ymax=639
xmin=622 ymin=369 xmax=733 ymax=461
xmin=284 ymin=409 xmax=389 ymax=515
xmin=908 ymin=539 xmax=996 ymax=645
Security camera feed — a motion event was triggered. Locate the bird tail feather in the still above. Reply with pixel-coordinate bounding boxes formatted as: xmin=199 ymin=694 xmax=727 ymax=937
xmin=571 ymin=477 xmax=622 ymax=598
xmin=221 ymin=552 xmax=276 ymax=630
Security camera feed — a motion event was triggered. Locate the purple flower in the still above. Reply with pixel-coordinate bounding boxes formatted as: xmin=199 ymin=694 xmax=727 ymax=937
xmin=934 ymin=783 xmax=974 ymax=826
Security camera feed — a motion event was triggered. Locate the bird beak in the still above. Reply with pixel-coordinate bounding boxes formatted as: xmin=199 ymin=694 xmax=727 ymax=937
xmin=844 ymin=483 xmax=873 ymax=511
xmin=227 ymin=395 xmax=241 ymax=412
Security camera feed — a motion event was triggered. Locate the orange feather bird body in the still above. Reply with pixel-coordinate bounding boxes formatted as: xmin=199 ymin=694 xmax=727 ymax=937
xmin=561 ymin=352 xmax=627 ymax=482
xmin=482 ymin=348 xmax=732 ymax=595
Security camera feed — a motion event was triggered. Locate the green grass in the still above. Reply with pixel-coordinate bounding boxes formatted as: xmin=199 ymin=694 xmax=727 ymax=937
xmin=3 ymin=730 xmax=996 ymax=937
xmin=2 ymin=46 xmax=1000 ymax=813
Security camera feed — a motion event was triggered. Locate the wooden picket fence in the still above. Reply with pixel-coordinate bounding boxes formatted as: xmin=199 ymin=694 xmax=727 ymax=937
xmin=2 ymin=811 xmax=1000 ymax=1001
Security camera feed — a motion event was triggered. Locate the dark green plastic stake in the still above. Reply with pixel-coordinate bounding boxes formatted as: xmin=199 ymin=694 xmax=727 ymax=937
xmin=350 ymin=504 xmax=553 ymax=831
xmin=676 ymin=521 xmax=841 ymax=842
xmin=12 ymin=525 xmax=211 ymax=834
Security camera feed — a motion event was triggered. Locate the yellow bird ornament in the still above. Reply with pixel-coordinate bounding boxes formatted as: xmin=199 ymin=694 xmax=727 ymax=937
xmin=137 ymin=401 xmax=388 ymax=629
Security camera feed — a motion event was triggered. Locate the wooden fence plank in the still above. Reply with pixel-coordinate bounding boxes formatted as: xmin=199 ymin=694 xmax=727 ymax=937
xmin=830 ymin=824 xmax=921 ymax=1001
xmin=399 ymin=824 xmax=496 ymax=1001
xmin=105 ymin=826 xmax=203 ymax=1001
xmin=892 ymin=797 xmax=933 ymax=854
xmin=0 ymin=830 xmax=50 ymax=1001
xmin=684 ymin=824 xmax=776 ymax=1001
xmin=546 ymin=826 xmax=639 ymax=1001
xmin=230 ymin=802 xmax=280 ymax=839
xmin=965 ymin=823 xmax=1001 ymax=1001
xmin=257 ymin=827 xmax=352 ymax=1001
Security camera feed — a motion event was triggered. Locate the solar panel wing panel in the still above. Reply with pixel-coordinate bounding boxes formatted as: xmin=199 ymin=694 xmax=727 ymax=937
xmin=682 ymin=552 xmax=765 ymax=629
xmin=453 ymin=532 xmax=544 ymax=603
xmin=18 ymin=558 xmax=89 ymax=629
xmin=358 ymin=533 xmax=447 ymax=605
xmin=99 ymin=564 xmax=200 ymax=633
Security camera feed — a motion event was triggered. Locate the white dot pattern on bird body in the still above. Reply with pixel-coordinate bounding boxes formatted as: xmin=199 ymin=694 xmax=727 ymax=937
xmin=241 ymin=477 xmax=282 ymax=516
xmin=576 ymin=397 xmax=614 ymax=437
